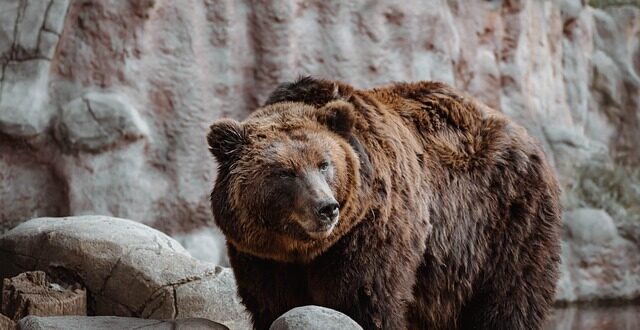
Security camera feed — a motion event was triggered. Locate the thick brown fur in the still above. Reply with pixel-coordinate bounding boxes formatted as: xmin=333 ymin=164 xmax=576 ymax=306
xmin=207 ymin=77 xmax=562 ymax=330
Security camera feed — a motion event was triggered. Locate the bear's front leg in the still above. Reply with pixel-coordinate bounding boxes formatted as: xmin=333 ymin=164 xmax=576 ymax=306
xmin=307 ymin=220 xmax=424 ymax=329
xmin=227 ymin=245 xmax=312 ymax=330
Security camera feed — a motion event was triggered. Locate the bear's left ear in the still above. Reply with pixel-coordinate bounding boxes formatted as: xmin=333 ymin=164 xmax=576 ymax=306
xmin=316 ymin=100 xmax=356 ymax=136
xmin=207 ymin=119 xmax=246 ymax=162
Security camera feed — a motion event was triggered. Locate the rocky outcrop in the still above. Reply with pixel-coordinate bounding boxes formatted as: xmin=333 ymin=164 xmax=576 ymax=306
xmin=0 ymin=0 xmax=69 ymax=137
xmin=53 ymin=92 xmax=149 ymax=153
xmin=556 ymin=208 xmax=640 ymax=302
xmin=270 ymin=306 xmax=363 ymax=330
xmin=0 ymin=0 xmax=638 ymax=305
xmin=0 ymin=216 xmax=250 ymax=330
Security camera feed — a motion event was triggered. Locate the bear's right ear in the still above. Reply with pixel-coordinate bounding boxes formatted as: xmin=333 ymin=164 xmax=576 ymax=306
xmin=207 ymin=119 xmax=246 ymax=162
xmin=316 ymin=100 xmax=357 ymax=136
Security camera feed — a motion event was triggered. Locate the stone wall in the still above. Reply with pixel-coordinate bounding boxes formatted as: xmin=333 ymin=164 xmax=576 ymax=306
xmin=1 ymin=0 xmax=639 ymax=303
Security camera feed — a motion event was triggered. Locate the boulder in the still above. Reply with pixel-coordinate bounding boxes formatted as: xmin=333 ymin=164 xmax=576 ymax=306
xmin=270 ymin=306 xmax=363 ymax=330
xmin=54 ymin=92 xmax=150 ymax=153
xmin=0 ymin=216 xmax=250 ymax=330
xmin=564 ymin=208 xmax=619 ymax=244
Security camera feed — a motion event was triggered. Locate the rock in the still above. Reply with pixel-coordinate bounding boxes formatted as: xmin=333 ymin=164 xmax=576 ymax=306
xmin=172 ymin=228 xmax=229 ymax=266
xmin=0 ymin=216 xmax=250 ymax=330
xmin=1 ymin=271 xmax=86 ymax=321
xmin=17 ymin=316 xmax=229 ymax=330
xmin=269 ymin=306 xmax=363 ymax=330
xmin=54 ymin=92 xmax=150 ymax=153
xmin=564 ymin=208 xmax=619 ymax=244
xmin=0 ymin=60 xmax=52 ymax=137
xmin=591 ymin=50 xmax=624 ymax=106
xmin=557 ymin=208 xmax=640 ymax=303
xmin=0 ymin=0 xmax=70 ymax=138
xmin=0 ymin=141 xmax=67 ymax=234
xmin=44 ymin=1 xmax=71 ymax=36
xmin=0 ymin=0 xmax=69 ymax=59
xmin=559 ymin=0 xmax=584 ymax=21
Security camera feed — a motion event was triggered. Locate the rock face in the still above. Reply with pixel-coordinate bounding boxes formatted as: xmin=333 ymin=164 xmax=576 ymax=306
xmin=0 ymin=216 xmax=250 ymax=330
xmin=556 ymin=208 xmax=640 ymax=303
xmin=270 ymin=306 xmax=363 ymax=330
xmin=0 ymin=0 xmax=639 ymax=305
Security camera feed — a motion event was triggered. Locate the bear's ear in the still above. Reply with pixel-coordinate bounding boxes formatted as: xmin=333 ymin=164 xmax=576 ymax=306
xmin=316 ymin=100 xmax=356 ymax=136
xmin=207 ymin=119 xmax=246 ymax=162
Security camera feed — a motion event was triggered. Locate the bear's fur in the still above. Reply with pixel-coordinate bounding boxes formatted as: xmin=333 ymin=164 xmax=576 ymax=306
xmin=207 ymin=77 xmax=562 ymax=330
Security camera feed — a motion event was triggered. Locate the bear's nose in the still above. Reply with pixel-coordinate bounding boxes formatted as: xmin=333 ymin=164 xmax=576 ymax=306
xmin=316 ymin=202 xmax=340 ymax=222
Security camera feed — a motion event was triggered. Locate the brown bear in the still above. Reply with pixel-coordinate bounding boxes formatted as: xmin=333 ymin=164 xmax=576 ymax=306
xmin=207 ymin=77 xmax=561 ymax=330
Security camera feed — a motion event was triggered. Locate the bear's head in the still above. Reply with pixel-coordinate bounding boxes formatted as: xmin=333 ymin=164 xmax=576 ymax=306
xmin=207 ymin=100 xmax=365 ymax=262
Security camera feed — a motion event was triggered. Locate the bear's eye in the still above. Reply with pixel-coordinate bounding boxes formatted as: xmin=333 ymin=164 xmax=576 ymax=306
xmin=277 ymin=170 xmax=297 ymax=179
xmin=319 ymin=161 xmax=330 ymax=172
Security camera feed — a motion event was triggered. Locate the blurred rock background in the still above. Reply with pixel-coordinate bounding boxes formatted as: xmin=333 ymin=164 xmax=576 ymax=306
xmin=0 ymin=0 xmax=638 ymax=324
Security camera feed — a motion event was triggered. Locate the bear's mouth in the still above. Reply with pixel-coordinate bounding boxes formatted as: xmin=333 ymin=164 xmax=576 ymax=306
xmin=305 ymin=225 xmax=336 ymax=239
xmin=302 ymin=216 xmax=339 ymax=240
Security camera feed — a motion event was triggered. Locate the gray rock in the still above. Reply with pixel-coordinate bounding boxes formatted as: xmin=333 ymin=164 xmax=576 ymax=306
xmin=270 ymin=306 xmax=363 ymax=330
xmin=0 ymin=0 xmax=70 ymax=136
xmin=44 ymin=1 xmax=71 ymax=34
xmin=54 ymin=92 xmax=150 ymax=152
xmin=17 ymin=316 xmax=229 ymax=330
xmin=0 ymin=60 xmax=52 ymax=137
xmin=0 ymin=0 xmax=69 ymax=59
xmin=557 ymin=208 xmax=640 ymax=303
xmin=172 ymin=228 xmax=230 ymax=267
xmin=591 ymin=50 xmax=624 ymax=106
xmin=0 ymin=216 xmax=250 ymax=330
xmin=564 ymin=208 xmax=619 ymax=244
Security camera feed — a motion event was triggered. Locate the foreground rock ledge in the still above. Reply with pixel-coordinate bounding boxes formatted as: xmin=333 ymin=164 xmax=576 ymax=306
xmin=0 ymin=216 xmax=250 ymax=330
xmin=17 ymin=316 xmax=229 ymax=330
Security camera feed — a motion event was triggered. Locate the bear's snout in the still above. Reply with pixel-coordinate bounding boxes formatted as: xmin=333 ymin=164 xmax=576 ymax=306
xmin=316 ymin=201 xmax=339 ymax=223
xmin=299 ymin=198 xmax=339 ymax=239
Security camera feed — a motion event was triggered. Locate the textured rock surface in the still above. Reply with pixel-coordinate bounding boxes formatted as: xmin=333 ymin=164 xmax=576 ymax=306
xmin=0 ymin=216 xmax=250 ymax=330
xmin=17 ymin=316 xmax=230 ymax=330
xmin=0 ymin=0 xmax=70 ymax=137
xmin=556 ymin=208 xmax=640 ymax=302
xmin=54 ymin=91 xmax=149 ymax=153
xmin=0 ymin=0 xmax=638 ymax=304
xmin=2 ymin=271 xmax=86 ymax=321
xmin=270 ymin=306 xmax=363 ymax=330
xmin=173 ymin=227 xmax=229 ymax=267
xmin=545 ymin=305 xmax=640 ymax=330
